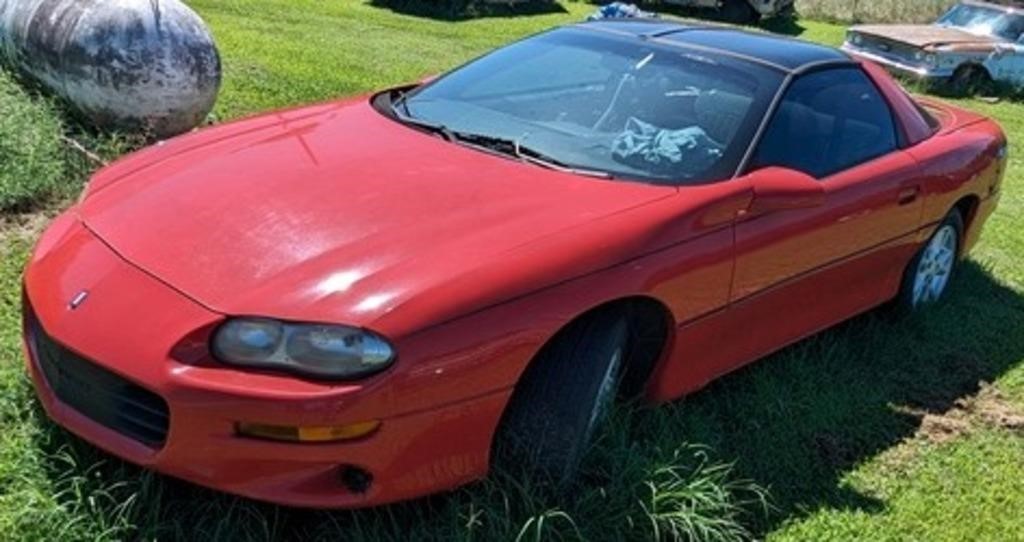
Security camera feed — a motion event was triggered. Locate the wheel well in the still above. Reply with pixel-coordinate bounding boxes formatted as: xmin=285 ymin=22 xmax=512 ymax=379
xmin=524 ymin=297 xmax=674 ymax=400
xmin=953 ymin=194 xmax=980 ymax=243
xmin=954 ymin=63 xmax=993 ymax=81
xmin=490 ymin=296 xmax=673 ymax=462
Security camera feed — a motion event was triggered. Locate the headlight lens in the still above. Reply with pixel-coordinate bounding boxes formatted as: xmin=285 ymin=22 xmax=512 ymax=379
xmin=213 ymin=318 xmax=395 ymax=379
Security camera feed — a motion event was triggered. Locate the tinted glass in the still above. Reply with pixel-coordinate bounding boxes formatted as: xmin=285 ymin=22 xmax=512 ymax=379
xmin=661 ymin=29 xmax=848 ymax=70
xmin=404 ymin=28 xmax=784 ymax=184
xmin=751 ymin=67 xmax=897 ymax=179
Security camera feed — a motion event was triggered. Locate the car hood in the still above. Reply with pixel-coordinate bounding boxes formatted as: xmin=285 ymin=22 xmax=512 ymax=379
xmin=79 ymin=98 xmax=675 ymax=333
xmin=851 ymin=24 xmax=1001 ymax=49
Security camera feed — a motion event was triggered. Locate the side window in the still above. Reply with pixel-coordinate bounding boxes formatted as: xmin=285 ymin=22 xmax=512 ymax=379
xmin=751 ymin=67 xmax=897 ymax=179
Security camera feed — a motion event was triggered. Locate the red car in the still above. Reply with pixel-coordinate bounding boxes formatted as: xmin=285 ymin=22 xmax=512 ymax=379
xmin=22 ymin=20 xmax=1006 ymax=508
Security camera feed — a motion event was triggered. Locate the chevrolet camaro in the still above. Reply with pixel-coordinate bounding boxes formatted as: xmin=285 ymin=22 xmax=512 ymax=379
xmin=22 ymin=20 xmax=1006 ymax=508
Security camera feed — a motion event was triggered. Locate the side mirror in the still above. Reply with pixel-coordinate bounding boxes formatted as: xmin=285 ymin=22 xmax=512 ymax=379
xmin=748 ymin=166 xmax=824 ymax=214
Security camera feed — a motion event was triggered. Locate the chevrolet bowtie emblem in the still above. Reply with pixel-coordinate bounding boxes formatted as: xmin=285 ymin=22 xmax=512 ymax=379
xmin=69 ymin=290 xmax=89 ymax=310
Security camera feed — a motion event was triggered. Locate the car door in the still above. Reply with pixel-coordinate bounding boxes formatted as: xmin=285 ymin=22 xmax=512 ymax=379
xmin=724 ymin=66 xmax=925 ymax=368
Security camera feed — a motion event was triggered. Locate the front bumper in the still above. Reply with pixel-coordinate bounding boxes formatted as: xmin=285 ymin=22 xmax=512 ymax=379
xmin=842 ymin=44 xmax=955 ymax=80
xmin=23 ymin=213 xmax=510 ymax=508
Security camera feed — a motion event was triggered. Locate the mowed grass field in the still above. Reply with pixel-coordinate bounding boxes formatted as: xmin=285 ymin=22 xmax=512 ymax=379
xmin=1 ymin=2 xmax=1023 ymax=540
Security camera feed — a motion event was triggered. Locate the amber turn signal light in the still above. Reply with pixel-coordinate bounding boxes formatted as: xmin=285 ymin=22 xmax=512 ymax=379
xmin=236 ymin=420 xmax=381 ymax=443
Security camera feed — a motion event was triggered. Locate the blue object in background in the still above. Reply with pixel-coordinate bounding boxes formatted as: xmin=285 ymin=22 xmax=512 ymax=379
xmin=587 ymin=2 xmax=659 ymax=21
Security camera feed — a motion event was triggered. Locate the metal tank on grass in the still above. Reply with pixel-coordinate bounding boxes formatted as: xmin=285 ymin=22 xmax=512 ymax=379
xmin=0 ymin=0 xmax=221 ymax=138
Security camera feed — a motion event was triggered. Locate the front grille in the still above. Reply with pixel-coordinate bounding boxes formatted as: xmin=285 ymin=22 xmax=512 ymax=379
xmin=26 ymin=309 xmax=170 ymax=449
xmin=859 ymin=35 xmax=921 ymax=63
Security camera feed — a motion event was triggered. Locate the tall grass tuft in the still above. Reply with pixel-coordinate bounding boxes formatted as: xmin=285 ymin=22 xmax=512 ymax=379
xmin=0 ymin=72 xmax=65 ymax=212
xmin=642 ymin=448 xmax=769 ymax=542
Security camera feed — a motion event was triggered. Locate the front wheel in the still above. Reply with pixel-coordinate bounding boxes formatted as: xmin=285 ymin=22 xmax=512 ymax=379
xmin=897 ymin=211 xmax=963 ymax=310
xmin=949 ymin=65 xmax=993 ymax=96
xmin=494 ymin=310 xmax=628 ymax=485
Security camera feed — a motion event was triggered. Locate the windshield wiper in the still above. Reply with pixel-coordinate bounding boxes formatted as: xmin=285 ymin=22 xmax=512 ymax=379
xmin=390 ymin=92 xmax=454 ymax=141
xmin=388 ymin=92 xmax=612 ymax=179
xmin=393 ymin=88 xmax=412 ymax=116
xmin=398 ymin=113 xmax=455 ymax=142
xmin=453 ymin=131 xmax=614 ymax=179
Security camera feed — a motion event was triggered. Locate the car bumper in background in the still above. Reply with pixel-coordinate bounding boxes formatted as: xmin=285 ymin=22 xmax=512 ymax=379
xmin=843 ymin=45 xmax=954 ymax=79
xmin=22 ymin=213 xmax=510 ymax=508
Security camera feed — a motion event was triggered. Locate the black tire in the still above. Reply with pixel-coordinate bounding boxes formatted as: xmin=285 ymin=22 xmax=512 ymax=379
xmin=949 ymin=64 xmax=993 ymax=96
xmin=494 ymin=310 xmax=629 ymax=485
xmin=896 ymin=210 xmax=964 ymax=311
xmin=718 ymin=0 xmax=758 ymax=24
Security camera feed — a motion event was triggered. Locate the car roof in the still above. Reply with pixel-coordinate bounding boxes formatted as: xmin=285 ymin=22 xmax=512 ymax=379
xmin=577 ymin=19 xmax=852 ymax=73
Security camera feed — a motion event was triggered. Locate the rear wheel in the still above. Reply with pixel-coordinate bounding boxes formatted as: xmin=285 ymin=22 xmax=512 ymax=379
xmin=494 ymin=310 xmax=629 ymax=485
xmin=897 ymin=211 xmax=963 ymax=311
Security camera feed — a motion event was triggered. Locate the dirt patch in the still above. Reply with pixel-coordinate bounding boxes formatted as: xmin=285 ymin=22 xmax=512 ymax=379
xmin=971 ymin=386 xmax=1024 ymax=432
xmin=894 ymin=383 xmax=1024 ymax=444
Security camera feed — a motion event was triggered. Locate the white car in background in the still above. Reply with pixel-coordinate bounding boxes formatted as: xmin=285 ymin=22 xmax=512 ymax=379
xmin=843 ymin=1 xmax=1024 ymax=92
xmin=661 ymin=0 xmax=795 ymax=23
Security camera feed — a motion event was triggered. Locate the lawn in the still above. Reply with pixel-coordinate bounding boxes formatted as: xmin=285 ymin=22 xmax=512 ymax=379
xmin=1 ymin=1 xmax=1023 ymax=540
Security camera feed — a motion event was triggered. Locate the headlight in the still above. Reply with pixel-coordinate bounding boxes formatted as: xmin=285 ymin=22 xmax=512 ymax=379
xmin=915 ymin=51 xmax=937 ymax=66
xmin=212 ymin=318 xmax=396 ymax=380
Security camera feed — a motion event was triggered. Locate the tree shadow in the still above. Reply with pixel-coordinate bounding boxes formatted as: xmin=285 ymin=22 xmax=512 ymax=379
xmin=365 ymin=0 xmax=567 ymax=21
xmin=27 ymin=261 xmax=1024 ymax=539
xmin=759 ymin=14 xmax=808 ymax=37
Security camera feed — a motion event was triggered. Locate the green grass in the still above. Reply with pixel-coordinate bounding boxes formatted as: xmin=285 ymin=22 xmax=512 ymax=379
xmin=0 ymin=70 xmax=147 ymax=216
xmin=1 ymin=2 xmax=1023 ymax=540
xmin=196 ymin=0 xmax=595 ymax=120
xmin=0 ymin=72 xmax=67 ymax=212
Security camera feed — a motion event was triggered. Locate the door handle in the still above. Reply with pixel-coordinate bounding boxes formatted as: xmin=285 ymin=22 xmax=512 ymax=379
xmin=897 ymin=186 xmax=920 ymax=206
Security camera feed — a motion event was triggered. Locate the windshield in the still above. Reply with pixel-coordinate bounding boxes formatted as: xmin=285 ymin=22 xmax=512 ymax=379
xmin=938 ymin=3 xmax=1024 ymax=41
xmin=398 ymin=27 xmax=783 ymax=184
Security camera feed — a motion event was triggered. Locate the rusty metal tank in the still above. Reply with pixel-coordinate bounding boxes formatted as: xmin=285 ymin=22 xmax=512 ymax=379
xmin=0 ymin=0 xmax=221 ymax=137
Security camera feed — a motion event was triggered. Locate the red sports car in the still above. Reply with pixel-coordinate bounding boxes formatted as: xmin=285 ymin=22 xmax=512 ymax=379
xmin=22 ymin=20 xmax=1006 ymax=508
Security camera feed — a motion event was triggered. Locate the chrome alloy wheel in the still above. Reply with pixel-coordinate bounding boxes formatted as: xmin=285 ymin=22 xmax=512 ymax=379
xmin=584 ymin=346 xmax=623 ymax=442
xmin=912 ymin=224 xmax=958 ymax=306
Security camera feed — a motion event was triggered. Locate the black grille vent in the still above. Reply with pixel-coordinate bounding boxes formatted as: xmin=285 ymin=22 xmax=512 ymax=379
xmin=27 ymin=312 xmax=170 ymax=449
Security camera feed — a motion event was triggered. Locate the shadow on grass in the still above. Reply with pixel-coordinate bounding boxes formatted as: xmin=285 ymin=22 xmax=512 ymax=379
xmin=667 ymin=261 xmax=1024 ymax=533
xmin=759 ymin=15 xmax=809 ymax=37
xmin=28 ymin=261 xmax=1024 ymax=539
xmin=923 ymin=82 xmax=1024 ymax=105
xmin=365 ymin=0 xmax=566 ymax=21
